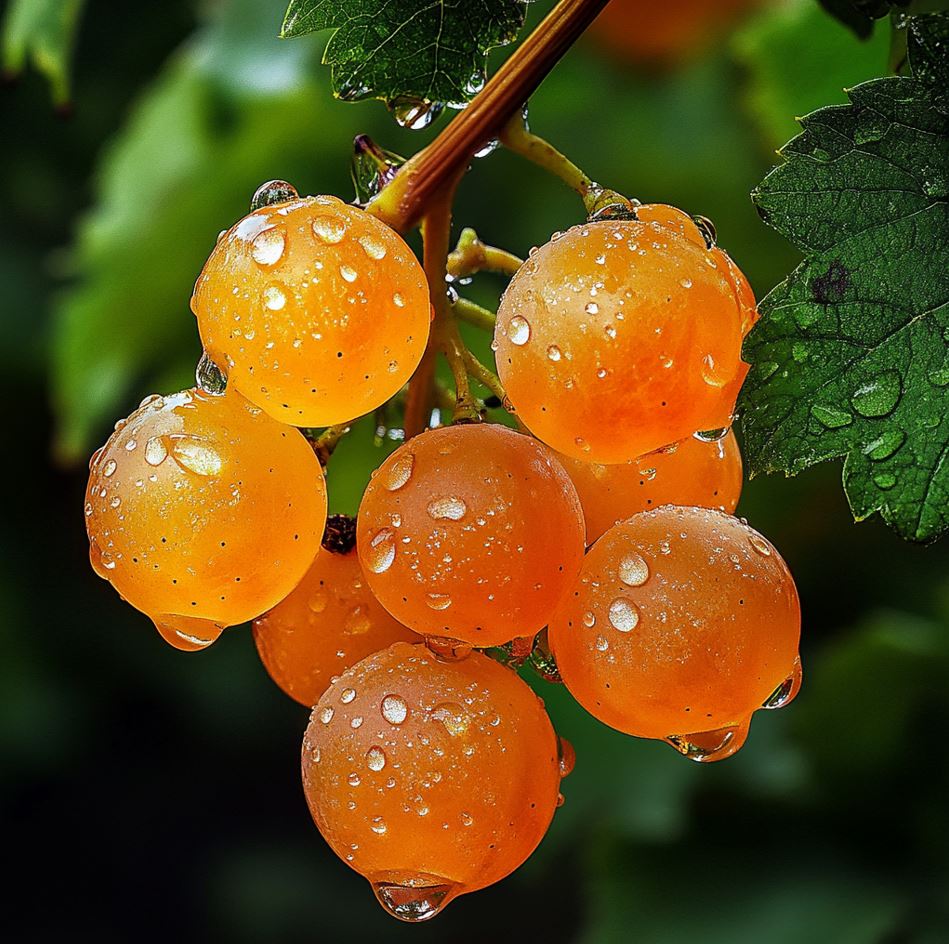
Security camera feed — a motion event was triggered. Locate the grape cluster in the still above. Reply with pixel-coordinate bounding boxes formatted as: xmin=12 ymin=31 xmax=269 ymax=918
xmin=84 ymin=187 xmax=800 ymax=921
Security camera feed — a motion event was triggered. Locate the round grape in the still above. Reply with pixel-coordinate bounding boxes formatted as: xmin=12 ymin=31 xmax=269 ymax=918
xmin=356 ymin=423 xmax=586 ymax=648
xmin=548 ymin=506 xmax=800 ymax=761
xmin=191 ymin=194 xmax=431 ymax=426
xmin=301 ymin=642 xmax=562 ymax=921
xmin=559 ymin=430 xmax=743 ymax=544
xmin=494 ymin=215 xmax=753 ymax=463
xmin=85 ymin=388 xmax=326 ymax=650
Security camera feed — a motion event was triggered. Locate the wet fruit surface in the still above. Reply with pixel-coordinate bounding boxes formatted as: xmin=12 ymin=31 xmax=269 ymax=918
xmin=559 ymin=429 xmax=743 ymax=543
xmin=548 ymin=506 xmax=800 ymax=754
xmin=85 ymin=387 xmax=326 ymax=650
xmin=191 ymin=195 xmax=431 ymax=426
xmin=356 ymin=423 xmax=586 ymax=647
xmin=301 ymin=643 xmax=562 ymax=919
xmin=254 ymin=544 xmax=418 ymax=706
xmin=494 ymin=217 xmax=752 ymax=463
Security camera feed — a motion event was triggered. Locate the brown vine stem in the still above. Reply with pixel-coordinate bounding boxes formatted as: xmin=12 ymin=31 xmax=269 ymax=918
xmin=366 ymin=0 xmax=612 ymax=232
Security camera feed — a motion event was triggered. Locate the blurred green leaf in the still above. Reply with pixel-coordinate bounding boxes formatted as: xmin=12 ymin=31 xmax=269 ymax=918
xmin=734 ymin=0 xmax=890 ymax=150
xmin=280 ymin=0 xmax=526 ymax=111
xmin=2 ymin=0 xmax=85 ymax=104
xmin=740 ymin=13 xmax=949 ymax=543
xmin=51 ymin=0 xmax=365 ymax=461
xmin=817 ymin=0 xmax=898 ymax=37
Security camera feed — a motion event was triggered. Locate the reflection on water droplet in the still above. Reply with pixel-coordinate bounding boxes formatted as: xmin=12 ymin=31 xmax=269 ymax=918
xmin=319 ymin=706 xmax=335 ymax=724
xmin=359 ymin=235 xmax=387 ymax=259
xmin=340 ymin=688 xmax=356 ymax=704
xmin=171 ymin=438 xmax=223 ymax=476
xmin=608 ymin=598 xmax=639 ymax=632
xmin=263 ymin=284 xmax=286 ymax=310
xmin=389 ymin=97 xmax=444 ymax=130
xmin=251 ymin=227 xmax=286 ymax=266
xmin=618 ymin=553 xmax=649 ymax=586
xmin=873 ymin=471 xmax=897 ymax=490
xmin=370 ymin=816 xmax=387 ymax=834
xmin=144 ymin=437 xmax=168 ymax=467
xmin=508 ymin=316 xmax=530 ymax=346
xmin=366 ymin=529 xmax=396 ymax=573
xmin=385 ymin=453 xmax=415 ymax=491
xmin=103 ymin=460 xmax=117 ymax=478
xmin=582 ymin=611 xmax=596 ymax=628
xmin=666 ymin=720 xmax=749 ymax=762
xmin=547 ymin=345 xmax=562 ymax=362
xmin=557 ymin=736 xmax=576 ymax=778
xmin=762 ymin=657 xmax=802 ymax=709
xmin=381 ymin=694 xmax=407 ymax=724
xmin=425 ymin=593 xmax=452 ymax=611
xmin=371 ymin=877 xmax=457 ymax=922
xmin=811 ymin=404 xmax=853 ymax=429
xmin=427 ymin=496 xmax=467 ymax=521
xmin=748 ymin=533 xmax=772 ymax=556
xmin=693 ymin=426 xmax=729 ymax=443
xmin=863 ymin=429 xmax=905 ymax=462
xmin=432 ymin=702 xmax=469 ymax=736
xmin=340 ymin=264 xmax=358 ymax=283
xmin=152 ymin=614 xmax=224 ymax=652
xmin=366 ymin=746 xmax=387 ymax=771
xmin=250 ymin=179 xmax=298 ymax=210
xmin=312 ymin=216 xmax=346 ymax=244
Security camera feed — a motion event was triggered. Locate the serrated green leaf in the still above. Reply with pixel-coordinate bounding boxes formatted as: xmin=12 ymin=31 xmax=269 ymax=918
xmin=280 ymin=0 xmax=526 ymax=110
xmin=2 ymin=0 xmax=85 ymax=104
xmin=740 ymin=13 xmax=949 ymax=543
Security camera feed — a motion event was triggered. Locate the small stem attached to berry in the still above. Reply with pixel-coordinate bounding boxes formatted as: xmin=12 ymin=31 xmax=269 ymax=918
xmin=453 ymin=297 xmax=498 ymax=332
xmin=461 ymin=348 xmax=508 ymax=405
xmin=309 ymin=423 xmax=352 ymax=466
xmin=447 ymin=228 xmax=524 ymax=280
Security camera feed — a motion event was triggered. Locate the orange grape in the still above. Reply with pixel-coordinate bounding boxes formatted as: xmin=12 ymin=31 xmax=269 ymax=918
xmin=356 ymin=423 xmax=586 ymax=648
xmin=558 ymin=430 xmax=743 ymax=544
xmin=494 ymin=214 xmax=753 ymax=463
xmin=191 ymin=194 xmax=431 ymax=426
xmin=301 ymin=642 xmax=562 ymax=921
xmin=85 ymin=388 xmax=326 ymax=651
xmin=549 ymin=506 xmax=801 ymax=761
xmin=253 ymin=517 xmax=418 ymax=706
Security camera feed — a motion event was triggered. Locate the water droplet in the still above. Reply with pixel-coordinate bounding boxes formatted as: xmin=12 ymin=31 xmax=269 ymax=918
xmin=666 ymin=721 xmax=749 ymax=762
xmin=84 ymin=502 xmax=93 ymax=517
xmin=381 ymin=694 xmax=408 ymax=725
xmin=340 ymin=264 xmax=358 ymax=283
xmin=263 ymin=284 xmax=286 ymax=310
xmin=680 ymin=278 xmax=693 ymax=289
xmin=345 ymin=605 xmax=371 ymax=635
xmin=384 ymin=453 xmax=415 ymax=491
xmin=748 ymin=533 xmax=772 ymax=556
xmin=762 ymin=657 xmax=803 ymax=709
xmin=608 ymin=598 xmax=639 ymax=632
xmin=427 ymin=496 xmax=467 ymax=521
xmin=312 ymin=216 xmax=346 ymax=244
xmin=507 ymin=316 xmax=531 ymax=346
xmin=171 ymin=438 xmax=223 ymax=477
xmin=250 ymin=179 xmax=298 ymax=210
xmin=340 ymin=688 xmax=356 ymax=704
xmin=863 ymin=429 xmax=905 ymax=461
xmin=432 ymin=702 xmax=469 ymax=737
xmin=701 ymin=353 xmax=729 ymax=387
xmin=103 ymin=460 xmax=117 ymax=478
xmin=393 ymin=293 xmax=405 ymax=308
xmin=389 ymin=97 xmax=444 ymax=130
xmin=851 ymin=371 xmax=902 ymax=418
xmin=372 ymin=878 xmax=457 ymax=922
xmin=558 ymin=736 xmax=576 ymax=778
xmin=594 ymin=635 xmax=609 ymax=651
xmin=547 ymin=345 xmax=562 ymax=362
xmin=370 ymin=816 xmax=387 ymax=834
xmin=319 ymin=706 xmax=335 ymax=724
xmin=585 ymin=302 xmax=599 ymax=315
xmin=251 ymin=227 xmax=286 ymax=266
xmin=425 ymin=635 xmax=472 ymax=661
xmin=618 ymin=553 xmax=649 ymax=586
xmin=144 ymin=437 xmax=168 ymax=467
xmin=196 ymin=351 xmax=228 ymax=394
xmin=308 ymin=590 xmax=328 ymax=613
xmin=151 ymin=614 xmax=224 ymax=652
xmin=348 ymin=772 xmax=361 ymax=786
xmin=366 ymin=746 xmax=387 ymax=771
xmin=582 ymin=611 xmax=596 ymax=628
xmin=693 ymin=427 xmax=729 ymax=443
xmin=425 ymin=593 xmax=453 ymax=611
xmin=811 ymin=404 xmax=853 ymax=429
xmin=873 ymin=471 xmax=897 ymax=490
xmin=460 ymin=811 xmax=474 ymax=827
xmin=359 ymin=235 xmax=387 ymax=259
xmin=366 ymin=529 xmax=396 ymax=573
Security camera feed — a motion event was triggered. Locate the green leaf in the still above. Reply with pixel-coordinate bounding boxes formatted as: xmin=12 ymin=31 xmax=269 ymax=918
xmin=740 ymin=13 xmax=949 ymax=543
xmin=280 ymin=0 xmax=526 ymax=111
xmin=51 ymin=0 xmax=364 ymax=461
xmin=734 ymin=0 xmax=890 ymax=151
xmin=2 ymin=0 xmax=85 ymax=104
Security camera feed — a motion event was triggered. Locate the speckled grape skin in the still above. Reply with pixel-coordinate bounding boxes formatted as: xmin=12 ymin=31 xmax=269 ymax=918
xmin=494 ymin=215 xmax=753 ymax=463
xmin=356 ymin=424 xmax=586 ymax=648
xmin=191 ymin=195 xmax=431 ymax=426
xmin=85 ymin=388 xmax=326 ymax=650
xmin=253 ymin=546 xmax=418 ymax=706
xmin=301 ymin=643 xmax=561 ymax=908
xmin=549 ymin=506 xmax=800 ymax=741
xmin=558 ymin=430 xmax=743 ymax=544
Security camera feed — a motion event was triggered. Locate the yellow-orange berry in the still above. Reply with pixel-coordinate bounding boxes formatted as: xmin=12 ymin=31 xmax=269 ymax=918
xmin=356 ymin=423 xmax=586 ymax=648
xmin=85 ymin=388 xmax=326 ymax=650
xmin=549 ymin=506 xmax=801 ymax=761
xmin=301 ymin=643 xmax=562 ymax=920
xmin=191 ymin=195 xmax=431 ymax=426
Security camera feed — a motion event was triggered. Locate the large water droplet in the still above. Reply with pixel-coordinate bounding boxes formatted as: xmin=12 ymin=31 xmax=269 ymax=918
xmin=863 ymin=429 xmax=905 ymax=461
xmin=359 ymin=235 xmax=387 ymax=260
xmin=693 ymin=426 xmax=730 ymax=443
xmin=427 ymin=496 xmax=467 ymax=521
xmin=170 ymin=438 xmax=223 ymax=477
xmin=425 ymin=593 xmax=453 ymax=611
xmin=748 ymin=533 xmax=772 ymax=556
xmin=385 ymin=453 xmax=415 ymax=491
xmin=851 ymin=371 xmax=902 ymax=418
xmin=312 ymin=216 xmax=346 ymax=244
xmin=762 ymin=657 xmax=803 ymax=709
xmin=152 ymin=614 xmax=224 ymax=652
xmin=557 ymin=736 xmax=576 ymax=778
xmin=389 ymin=97 xmax=444 ymax=130
xmin=381 ymin=693 xmax=407 ymax=725
xmin=608 ymin=598 xmax=639 ymax=632
xmin=144 ymin=437 xmax=168 ymax=467
xmin=666 ymin=720 xmax=749 ymax=762
xmin=250 ymin=179 xmax=298 ymax=210
xmin=366 ymin=529 xmax=396 ymax=573
xmin=507 ymin=315 xmax=531 ymax=346
xmin=811 ymin=404 xmax=853 ymax=429
xmin=366 ymin=746 xmax=387 ymax=771
xmin=371 ymin=878 xmax=457 ymax=922
xmin=196 ymin=351 xmax=228 ymax=394
xmin=618 ymin=553 xmax=649 ymax=587
xmin=251 ymin=227 xmax=286 ymax=266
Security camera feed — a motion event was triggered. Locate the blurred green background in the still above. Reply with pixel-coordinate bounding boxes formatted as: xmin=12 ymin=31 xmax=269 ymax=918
xmin=2 ymin=0 xmax=948 ymax=939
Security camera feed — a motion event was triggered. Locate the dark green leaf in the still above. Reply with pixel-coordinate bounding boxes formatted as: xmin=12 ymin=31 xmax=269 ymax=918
xmin=1 ymin=0 xmax=85 ymax=104
xmin=817 ymin=0 xmax=904 ymax=36
xmin=740 ymin=13 xmax=949 ymax=543
xmin=280 ymin=0 xmax=526 ymax=111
